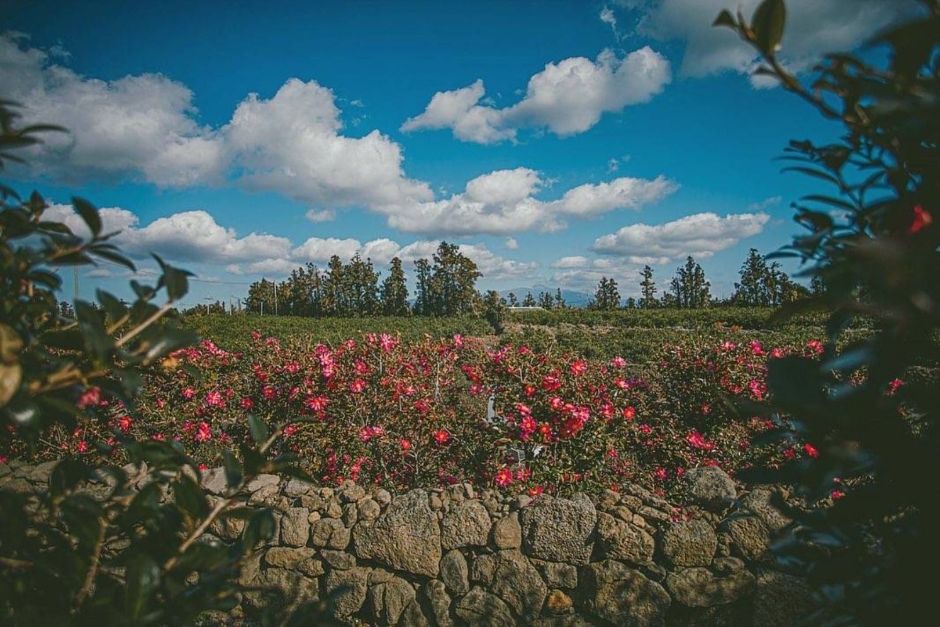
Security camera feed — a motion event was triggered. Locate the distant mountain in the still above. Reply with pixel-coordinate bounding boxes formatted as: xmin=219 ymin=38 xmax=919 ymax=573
xmin=499 ymin=285 xmax=592 ymax=308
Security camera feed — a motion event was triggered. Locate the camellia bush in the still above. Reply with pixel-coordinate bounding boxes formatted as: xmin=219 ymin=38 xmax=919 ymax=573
xmin=0 ymin=102 xmax=329 ymax=624
xmin=715 ymin=0 xmax=939 ymax=624
xmin=5 ymin=326 xmax=827 ymax=500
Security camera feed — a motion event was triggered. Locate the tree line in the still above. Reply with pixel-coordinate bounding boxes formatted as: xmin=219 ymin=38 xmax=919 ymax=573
xmin=587 ymin=249 xmax=809 ymax=310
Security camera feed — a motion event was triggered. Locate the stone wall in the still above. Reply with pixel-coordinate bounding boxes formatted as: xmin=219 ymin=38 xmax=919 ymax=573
xmin=1 ymin=461 xmax=816 ymax=626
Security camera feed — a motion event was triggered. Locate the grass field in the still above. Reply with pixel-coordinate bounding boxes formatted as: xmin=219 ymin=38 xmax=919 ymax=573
xmin=181 ymin=307 xmax=883 ymax=364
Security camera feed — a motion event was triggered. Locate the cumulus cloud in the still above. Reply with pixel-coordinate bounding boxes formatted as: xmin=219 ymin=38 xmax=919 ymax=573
xmin=44 ymin=204 xmax=292 ymax=265
xmin=401 ymin=47 xmax=670 ymax=144
xmin=4 ymin=33 xmax=674 ymax=238
xmin=0 ymin=33 xmax=226 ymax=186
xmin=382 ymin=168 xmax=676 ymax=235
xmin=639 ymin=0 xmax=921 ymax=85
xmin=1 ymin=33 xmax=430 ymax=212
xmin=592 ymin=212 xmax=769 ymax=260
xmin=549 ymin=255 xmax=644 ymax=292
xmin=504 ymin=237 xmax=518 ymax=250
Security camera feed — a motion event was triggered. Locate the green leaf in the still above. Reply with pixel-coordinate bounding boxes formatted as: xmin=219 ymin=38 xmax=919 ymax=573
xmin=712 ymin=9 xmax=737 ymax=29
xmin=241 ymin=509 xmax=276 ymax=549
xmin=125 ymin=555 xmax=160 ymax=620
xmin=222 ymin=449 xmax=243 ymax=491
xmin=72 ymin=197 xmax=102 ymax=237
xmin=247 ymin=414 xmax=269 ymax=445
xmin=173 ymin=473 xmax=208 ymax=519
xmin=153 ymin=254 xmax=192 ymax=302
xmin=751 ymin=0 xmax=786 ymax=54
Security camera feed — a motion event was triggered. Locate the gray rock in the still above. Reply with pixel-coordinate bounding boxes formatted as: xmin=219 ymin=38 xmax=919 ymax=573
xmin=454 ymin=587 xmax=515 ymax=627
xmin=337 ymin=480 xmax=366 ymax=503
xmin=491 ymin=511 xmax=522 ymax=549
xmin=310 ymin=517 xmax=350 ymax=549
xmin=246 ymin=474 xmax=280 ymax=492
xmin=740 ymin=488 xmax=792 ymax=534
xmin=369 ymin=576 xmax=416 ymax=625
xmin=470 ymin=550 xmax=546 ymax=619
xmin=321 ymin=549 xmax=356 ymax=570
xmin=581 ymin=560 xmax=670 ymax=627
xmin=723 ymin=515 xmax=770 ymax=561
xmin=661 ymin=519 xmax=718 ymax=568
xmin=262 ymin=547 xmax=323 ymax=577
xmin=352 ymin=489 xmax=442 ymax=577
xmin=534 ymin=560 xmax=579 ymax=589
xmin=686 ymin=467 xmax=736 ymax=511
xmin=595 ymin=513 xmax=655 ymax=565
xmin=400 ymin=599 xmax=431 ymax=627
xmin=752 ymin=569 xmax=815 ymax=627
xmin=201 ymin=467 xmax=228 ymax=495
xmin=665 ymin=566 xmax=755 ymax=608
xmin=422 ymin=580 xmax=454 ymax=627
xmin=324 ymin=566 xmax=371 ymax=617
xmin=521 ymin=496 xmax=596 ymax=565
xmin=358 ymin=497 xmax=381 ymax=521
xmin=256 ymin=568 xmax=318 ymax=602
xmin=284 ymin=477 xmax=315 ymax=497
xmin=440 ymin=549 xmax=470 ymax=595
xmin=280 ymin=507 xmax=310 ymax=547
xmin=441 ymin=500 xmax=491 ymax=549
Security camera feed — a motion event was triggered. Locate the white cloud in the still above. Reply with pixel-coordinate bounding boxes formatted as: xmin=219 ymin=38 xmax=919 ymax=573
xmin=401 ymin=47 xmax=671 ymax=144
xmin=226 ymin=78 xmax=432 ymax=209
xmin=639 ymin=0 xmax=921 ymax=85
xmin=592 ymin=212 xmax=769 ymax=259
xmin=747 ymin=195 xmax=782 ymax=211
xmin=4 ymin=33 xmax=674 ymax=238
xmin=305 ymin=209 xmax=336 ymax=223
xmin=44 ymin=204 xmax=291 ymax=265
xmin=382 ymin=168 xmax=676 ymax=235
xmin=504 ymin=237 xmax=518 ymax=250
xmin=0 ymin=33 xmax=225 ymax=186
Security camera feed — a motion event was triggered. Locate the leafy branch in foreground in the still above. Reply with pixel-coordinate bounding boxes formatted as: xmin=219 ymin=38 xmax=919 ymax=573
xmin=0 ymin=100 xmax=324 ymax=624
xmin=716 ymin=1 xmax=939 ymax=624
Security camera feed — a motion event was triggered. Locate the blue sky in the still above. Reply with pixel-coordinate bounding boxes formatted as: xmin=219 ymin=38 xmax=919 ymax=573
xmin=0 ymin=0 xmax=918 ymax=307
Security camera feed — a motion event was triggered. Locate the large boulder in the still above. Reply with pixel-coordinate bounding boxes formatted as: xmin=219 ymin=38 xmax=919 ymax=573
xmin=752 ymin=569 xmax=815 ymax=627
xmin=368 ymin=576 xmax=416 ymax=625
xmin=324 ymin=567 xmax=371 ymax=618
xmin=686 ymin=467 xmax=736 ymax=511
xmin=521 ymin=495 xmax=596 ymax=565
xmin=491 ymin=512 xmax=522 ymax=549
xmin=661 ymin=519 xmax=718 ymax=568
xmin=665 ymin=566 xmax=756 ymax=608
xmin=470 ymin=550 xmax=547 ymax=619
xmin=596 ymin=513 xmax=655 ymax=565
xmin=310 ymin=517 xmax=350 ymax=549
xmin=353 ymin=489 xmax=442 ymax=577
xmin=440 ymin=549 xmax=470 ymax=595
xmin=455 ymin=587 xmax=516 ymax=627
xmin=722 ymin=515 xmax=771 ymax=561
xmin=581 ymin=560 xmax=670 ymax=627
xmin=740 ymin=488 xmax=792 ymax=534
xmin=422 ymin=580 xmax=454 ymax=627
xmin=280 ymin=507 xmax=310 ymax=547
xmin=441 ymin=500 xmax=491 ymax=549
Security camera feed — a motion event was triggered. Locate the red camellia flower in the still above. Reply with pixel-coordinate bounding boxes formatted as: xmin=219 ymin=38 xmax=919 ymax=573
xmin=610 ymin=356 xmax=627 ymax=368
xmin=77 ymin=386 xmax=103 ymax=409
xmin=194 ymin=421 xmax=213 ymax=443
xmin=399 ymin=438 xmax=412 ymax=453
xmin=622 ymin=406 xmax=636 ymax=421
xmin=117 ymin=415 xmax=133 ymax=433
xmin=528 ymin=485 xmax=544 ymax=497
xmin=262 ymin=385 xmax=277 ymax=400
xmin=541 ymin=374 xmax=562 ymax=392
xmin=803 ymin=443 xmax=820 ymax=458
xmin=887 ymin=378 xmax=904 ymax=395
xmin=181 ymin=387 xmax=196 ymax=400
xmin=909 ymin=205 xmax=932 ymax=234
xmin=240 ymin=397 xmax=254 ymax=410
xmin=494 ymin=467 xmax=513 ymax=487
xmin=570 ymin=360 xmax=588 ymax=376
xmin=349 ymin=379 xmax=367 ymax=394
xmin=433 ymin=429 xmax=450 ymax=446
xmin=686 ymin=429 xmax=715 ymax=451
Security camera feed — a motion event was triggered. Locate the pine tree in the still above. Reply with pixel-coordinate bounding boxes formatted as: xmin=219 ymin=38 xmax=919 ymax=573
xmin=733 ymin=248 xmax=771 ymax=306
xmin=428 ymin=241 xmax=481 ymax=315
xmin=522 ymin=292 xmax=536 ymax=307
xmin=554 ymin=288 xmax=566 ymax=309
xmin=413 ymin=258 xmax=432 ymax=315
xmin=537 ymin=291 xmax=554 ymax=309
xmin=671 ymin=257 xmax=711 ymax=308
xmin=639 ymin=265 xmax=657 ymax=308
xmin=593 ymin=277 xmax=621 ymax=310
xmin=380 ymin=257 xmax=410 ymax=315
xmin=322 ymin=255 xmax=345 ymax=315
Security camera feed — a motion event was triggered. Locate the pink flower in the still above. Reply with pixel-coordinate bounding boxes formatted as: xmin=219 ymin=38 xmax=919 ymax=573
xmin=541 ymin=374 xmax=562 ymax=392
xmin=686 ymin=429 xmax=715 ymax=451
xmin=910 ymin=205 xmax=932 ymax=234
xmin=379 ymin=333 xmax=398 ymax=352
xmin=887 ymin=378 xmax=904 ymax=395
xmin=205 ymin=390 xmax=225 ymax=408
xmin=305 ymin=395 xmax=329 ymax=413
xmin=77 ymin=386 xmax=103 ymax=409
xmin=495 ymin=467 xmax=513 ymax=487
xmin=433 ymin=430 xmax=450 ymax=446
xmin=528 ymin=485 xmax=544 ymax=497
xmin=400 ymin=438 xmax=412 ymax=453
xmin=803 ymin=443 xmax=820 ymax=458
xmin=610 ymin=356 xmax=627 ymax=368
xmin=195 ymin=421 xmax=213 ymax=443
xmin=117 ymin=415 xmax=133 ymax=433
xmin=806 ymin=339 xmax=824 ymax=356
xmin=622 ymin=406 xmax=636 ymax=421
xmin=240 ymin=397 xmax=254 ymax=410
xmin=569 ymin=360 xmax=588 ymax=376
xmin=349 ymin=379 xmax=367 ymax=394
xmin=262 ymin=385 xmax=277 ymax=400
xmin=453 ymin=334 xmax=464 ymax=349
xmin=181 ymin=387 xmax=196 ymax=400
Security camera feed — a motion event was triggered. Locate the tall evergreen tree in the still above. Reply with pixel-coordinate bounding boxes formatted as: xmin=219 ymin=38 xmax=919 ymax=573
xmin=380 ymin=257 xmax=410 ymax=315
xmin=428 ymin=241 xmax=481 ymax=315
xmin=522 ymin=292 xmax=536 ymax=307
xmin=639 ymin=265 xmax=657 ymax=308
xmin=592 ymin=277 xmax=621 ymax=310
xmin=412 ymin=258 xmax=432 ymax=315
xmin=554 ymin=288 xmax=566 ymax=309
xmin=671 ymin=256 xmax=711 ymax=308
